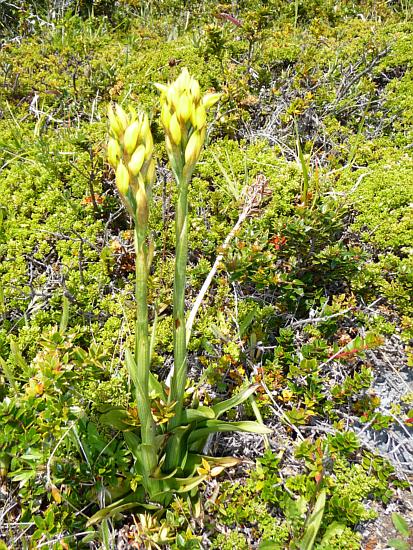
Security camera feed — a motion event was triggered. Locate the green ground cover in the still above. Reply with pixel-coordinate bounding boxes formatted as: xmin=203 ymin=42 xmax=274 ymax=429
xmin=0 ymin=1 xmax=412 ymax=548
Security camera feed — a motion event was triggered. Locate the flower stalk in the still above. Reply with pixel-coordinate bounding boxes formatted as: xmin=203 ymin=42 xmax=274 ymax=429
xmin=156 ymin=69 xmax=220 ymax=432
xmin=107 ymin=104 xmax=157 ymax=481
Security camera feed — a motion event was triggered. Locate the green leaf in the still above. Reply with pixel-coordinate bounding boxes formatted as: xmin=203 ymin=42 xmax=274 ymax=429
xmin=0 ymin=356 xmax=18 ymax=392
xmin=239 ymin=308 xmax=257 ymax=337
xmin=299 ymin=525 xmax=316 ymax=550
xmin=59 ymin=295 xmax=70 ymax=334
xmin=163 ymin=425 xmax=190 ymax=472
xmin=392 ymin=513 xmax=410 ymax=538
xmin=134 ymin=444 xmax=158 ymax=479
xmin=388 ymin=539 xmax=410 ymax=550
xmin=180 ymin=406 xmax=215 ymax=423
xmin=320 ymin=522 xmax=346 ymax=544
xmin=149 ymin=371 xmax=167 ymax=401
xmin=211 ymin=385 xmax=260 ymax=418
xmin=125 ymin=349 xmax=139 ymax=389
xmin=182 ymin=453 xmax=242 ymax=477
xmin=87 ymin=422 xmax=109 ymax=454
xmin=258 ymin=541 xmax=278 ymax=550
xmin=124 ymin=431 xmax=141 ymax=460
xmin=299 ymin=490 xmax=326 ymax=550
xmin=86 ymin=490 xmax=156 ymax=526
xmin=9 ymin=469 xmax=36 ymax=483
xmin=173 ymin=475 xmax=208 ymax=493
xmin=100 ymin=408 xmax=137 ymax=431
xmin=188 ymin=420 xmax=272 ymax=445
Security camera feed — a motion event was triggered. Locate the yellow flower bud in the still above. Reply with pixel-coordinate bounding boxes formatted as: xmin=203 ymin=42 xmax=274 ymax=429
xmin=107 ymin=138 xmax=121 ymax=167
xmin=177 ymin=92 xmax=192 ymax=123
xmin=145 ymin=158 xmax=156 ymax=185
xmin=108 ymin=105 xmax=123 ymax=137
xmin=193 ymin=105 xmax=206 ymax=130
xmin=123 ymin=121 xmax=141 ymax=155
xmin=165 ymin=135 xmax=174 ymax=158
xmin=175 ymin=67 xmax=190 ymax=93
xmin=185 ymin=131 xmax=203 ymax=166
xmin=115 ymin=104 xmax=129 ymax=130
xmin=169 ymin=113 xmax=182 ymax=145
xmin=144 ymin=131 xmax=153 ymax=160
xmin=140 ymin=114 xmax=151 ymax=143
xmin=154 ymin=83 xmax=168 ymax=95
xmin=202 ymin=93 xmax=221 ymax=109
xmin=128 ymin=105 xmax=138 ymax=122
xmin=160 ymin=102 xmax=171 ymax=129
xmin=167 ymin=86 xmax=179 ymax=111
xmin=190 ymin=79 xmax=201 ymax=103
xmin=135 ymin=178 xmax=148 ymax=226
xmin=116 ymin=161 xmax=130 ymax=195
xmin=128 ymin=145 xmax=146 ymax=176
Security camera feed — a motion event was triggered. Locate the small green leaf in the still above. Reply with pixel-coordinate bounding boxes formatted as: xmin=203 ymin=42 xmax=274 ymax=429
xmin=100 ymin=409 xmax=137 ymax=431
xmin=320 ymin=522 xmax=346 ymax=544
xmin=388 ymin=539 xmax=410 ymax=550
xmin=239 ymin=308 xmax=257 ymax=337
xmin=124 ymin=431 xmax=141 ymax=459
xmin=392 ymin=513 xmax=410 ymax=538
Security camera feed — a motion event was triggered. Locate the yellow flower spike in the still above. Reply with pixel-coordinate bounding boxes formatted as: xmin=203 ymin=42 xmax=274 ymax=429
xmin=107 ymin=138 xmax=121 ymax=167
xmin=108 ymin=105 xmax=123 ymax=137
xmin=202 ymin=92 xmax=221 ymax=109
xmin=128 ymin=145 xmax=146 ymax=176
xmin=169 ymin=113 xmax=182 ymax=145
xmin=115 ymin=161 xmax=130 ymax=195
xmin=185 ymin=131 xmax=203 ymax=166
xmin=123 ymin=121 xmax=141 ymax=155
xmin=115 ymin=104 xmax=129 ymax=130
xmin=177 ymin=92 xmax=192 ymax=123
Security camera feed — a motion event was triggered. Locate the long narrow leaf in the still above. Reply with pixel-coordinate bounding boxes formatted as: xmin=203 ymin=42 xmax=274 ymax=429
xmin=86 ymin=489 xmax=157 ymax=526
xmin=211 ymin=384 xmax=260 ymax=418
xmin=0 ymin=356 xmax=18 ymax=392
xmin=299 ymin=489 xmax=326 ymax=550
xmin=163 ymin=426 xmax=190 ymax=473
xmin=180 ymin=406 xmax=215 ymax=423
xmin=123 ymin=432 xmax=141 ymax=460
xmin=125 ymin=348 xmax=139 ymax=389
xmin=188 ymin=420 xmax=272 ymax=445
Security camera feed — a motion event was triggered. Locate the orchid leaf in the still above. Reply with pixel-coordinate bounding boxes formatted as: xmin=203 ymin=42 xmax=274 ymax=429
xmin=180 ymin=406 xmax=215 ymax=423
xmin=188 ymin=420 xmax=272 ymax=445
xmin=211 ymin=384 xmax=260 ymax=418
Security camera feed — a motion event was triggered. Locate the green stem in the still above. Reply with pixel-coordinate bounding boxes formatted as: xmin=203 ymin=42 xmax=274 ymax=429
xmin=134 ymin=229 xmax=156 ymax=464
xmin=169 ymin=178 xmax=189 ymax=429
